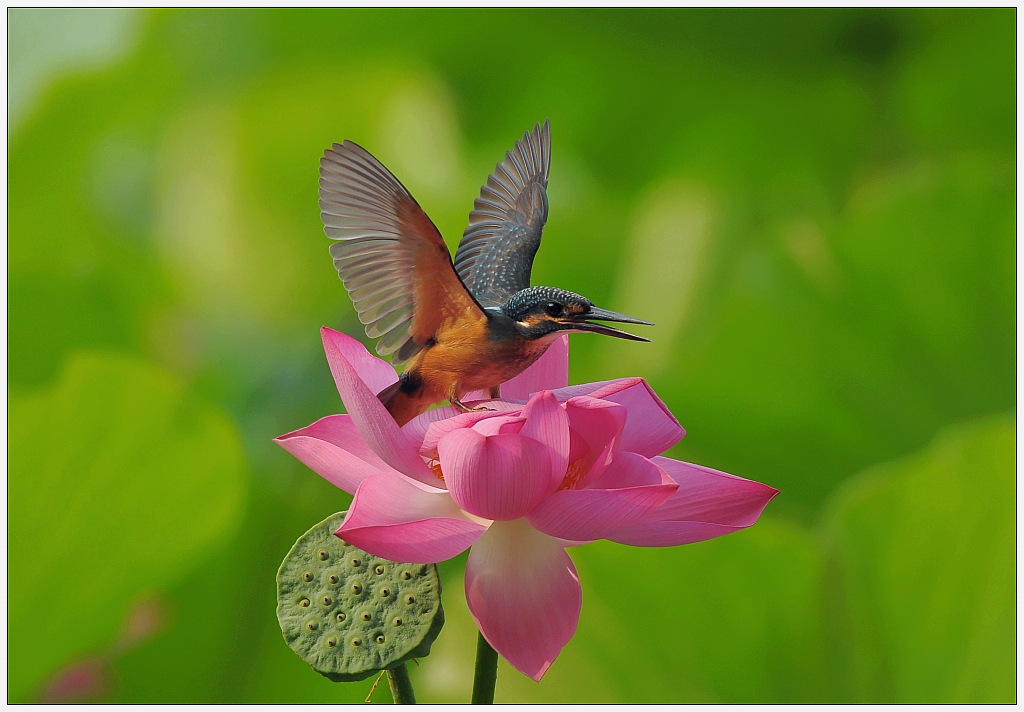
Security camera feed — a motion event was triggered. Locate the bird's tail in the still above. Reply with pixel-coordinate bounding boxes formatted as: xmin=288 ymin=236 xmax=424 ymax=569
xmin=377 ymin=377 xmax=430 ymax=427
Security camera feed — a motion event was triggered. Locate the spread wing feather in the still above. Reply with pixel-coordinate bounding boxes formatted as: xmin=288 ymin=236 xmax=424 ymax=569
xmin=319 ymin=141 xmax=484 ymax=365
xmin=454 ymin=120 xmax=551 ymax=308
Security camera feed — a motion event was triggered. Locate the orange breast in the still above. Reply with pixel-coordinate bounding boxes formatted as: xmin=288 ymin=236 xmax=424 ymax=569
xmin=412 ymin=313 xmax=551 ymax=400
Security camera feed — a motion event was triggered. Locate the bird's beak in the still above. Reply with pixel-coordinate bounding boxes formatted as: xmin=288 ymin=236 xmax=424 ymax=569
xmin=567 ymin=307 xmax=652 ymax=342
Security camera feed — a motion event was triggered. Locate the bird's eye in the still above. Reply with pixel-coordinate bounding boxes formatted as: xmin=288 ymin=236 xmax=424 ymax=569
xmin=544 ymin=302 xmax=562 ymax=317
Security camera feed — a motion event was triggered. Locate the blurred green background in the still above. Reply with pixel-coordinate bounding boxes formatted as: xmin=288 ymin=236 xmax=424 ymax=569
xmin=7 ymin=8 xmax=1015 ymax=703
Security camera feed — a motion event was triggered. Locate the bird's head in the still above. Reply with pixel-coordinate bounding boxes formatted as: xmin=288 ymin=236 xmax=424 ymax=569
xmin=499 ymin=286 xmax=651 ymax=342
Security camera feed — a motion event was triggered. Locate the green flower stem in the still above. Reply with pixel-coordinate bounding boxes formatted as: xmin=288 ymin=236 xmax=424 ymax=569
xmin=386 ymin=664 xmax=416 ymax=704
xmin=471 ymin=632 xmax=498 ymax=704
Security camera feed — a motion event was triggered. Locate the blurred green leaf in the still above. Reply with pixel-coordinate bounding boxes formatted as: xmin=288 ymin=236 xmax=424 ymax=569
xmin=897 ymin=9 xmax=1014 ymax=156
xmin=602 ymin=150 xmax=1014 ymax=517
xmin=822 ymin=416 xmax=1015 ymax=702
xmin=107 ymin=481 xmax=371 ymax=704
xmin=7 ymin=64 xmax=172 ymax=388
xmin=7 ymin=7 xmax=1015 ymax=704
xmin=7 ymin=352 xmax=248 ymax=701
xmin=485 ymin=520 xmax=830 ymax=703
xmin=8 ymin=9 xmax=140 ymax=132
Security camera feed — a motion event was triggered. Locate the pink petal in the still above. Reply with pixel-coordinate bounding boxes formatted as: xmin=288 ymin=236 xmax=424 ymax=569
xmin=402 ymin=404 xmax=465 ymax=449
xmin=402 ymin=397 xmax=525 ymax=452
xmin=471 ymin=414 xmax=525 ymax=437
xmin=583 ymin=445 xmax=667 ymax=490
xmin=465 ymin=519 xmax=580 ymax=681
xmin=439 ymin=429 xmax=559 ymax=521
xmin=412 ymin=404 xmax=524 ymax=456
xmin=519 ymin=391 xmax=570 ymax=483
xmin=337 ymin=474 xmax=486 ymax=563
xmin=552 ymin=377 xmax=684 ymax=457
xmin=320 ymin=328 xmax=436 ymax=486
xmin=404 ymin=405 xmax=493 ymax=453
xmin=274 ymin=415 xmax=401 ymax=493
xmin=563 ymin=396 xmax=627 ymax=487
xmin=325 ymin=329 xmax=399 ymax=395
xmin=501 ymin=334 xmax=569 ymax=400
xmin=607 ymin=457 xmax=779 ymax=546
xmin=529 ymin=452 xmax=677 ymax=541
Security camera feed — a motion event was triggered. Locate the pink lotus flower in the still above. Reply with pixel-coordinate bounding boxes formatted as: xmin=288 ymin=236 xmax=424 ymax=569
xmin=276 ymin=327 xmax=778 ymax=680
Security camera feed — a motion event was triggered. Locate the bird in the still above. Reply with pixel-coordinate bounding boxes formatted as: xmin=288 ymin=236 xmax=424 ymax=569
xmin=318 ymin=120 xmax=651 ymax=426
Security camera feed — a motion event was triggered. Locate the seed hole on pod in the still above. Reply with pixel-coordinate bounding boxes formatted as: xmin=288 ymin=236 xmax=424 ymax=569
xmin=321 ymin=595 xmax=332 ymax=606
xmin=351 ymin=637 xmax=362 ymax=647
xmin=336 ymin=613 xmax=346 ymax=623
xmin=400 ymin=570 xmax=413 ymax=580
xmin=306 ymin=620 xmax=319 ymax=631
xmin=375 ymin=635 xmax=385 ymax=644
xmin=360 ymin=611 xmax=372 ymax=622
xmin=326 ymin=636 xmax=338 ymax=648
xmin=298 ymin=597 xmax=310 ymax=608
xmin=349 ymin=557 xmax=361 ymax=568
xmin=374 ymin=565 xmax=385 ymax=575
xmin=350 ymin=581 xmax=363 ymax=594
xmin=392 ymin=617 xmax=403 ymax=627
xmin=404 ymin=594 xmax=415 ymax=604
xmin=379 ymin=587 xmax=391 ymax=598
xmin=301 ymin=571 xmax=314 ymax=582
xmin=317 ymin=550 xmax=329 ymax=561
xmin=328 ymin=574 xmax=340 ymax=584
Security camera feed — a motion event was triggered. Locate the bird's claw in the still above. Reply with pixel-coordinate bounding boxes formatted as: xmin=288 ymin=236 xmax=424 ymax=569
xmin=450 ymin=397 xmax=494 ymax=414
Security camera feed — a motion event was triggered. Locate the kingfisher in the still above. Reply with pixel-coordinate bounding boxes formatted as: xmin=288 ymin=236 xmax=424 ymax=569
xmin=319 ymin=120 xmax=650 ymax=426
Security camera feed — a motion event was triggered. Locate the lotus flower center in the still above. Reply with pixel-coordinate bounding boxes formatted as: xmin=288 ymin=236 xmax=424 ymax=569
xmin=428 ymin=459 xmax=445 ymax=482
xmin=557 ymin=456 xmax=588 ymax=492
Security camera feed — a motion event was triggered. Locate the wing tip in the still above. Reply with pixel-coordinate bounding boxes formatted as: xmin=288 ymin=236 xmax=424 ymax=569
xmin=322 ymin=139 xmax=374 ymax=164
xmin=534 ymin=118 xmax=550 ymax=141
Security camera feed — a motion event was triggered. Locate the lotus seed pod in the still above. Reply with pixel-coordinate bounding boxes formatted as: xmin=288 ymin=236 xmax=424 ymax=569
xmin=276 ymin=512 xmax=444 ymax=682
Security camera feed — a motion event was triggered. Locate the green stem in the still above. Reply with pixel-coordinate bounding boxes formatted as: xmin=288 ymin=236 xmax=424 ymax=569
xmin=386 ymin=663 xmax=416 ymax=704
xmin=471 ymin=632 xmax=498 ymax=704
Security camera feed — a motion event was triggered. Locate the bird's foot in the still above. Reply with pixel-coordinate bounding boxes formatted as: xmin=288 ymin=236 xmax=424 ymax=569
xmin=450 ymin=396 xmax=494 ymax=414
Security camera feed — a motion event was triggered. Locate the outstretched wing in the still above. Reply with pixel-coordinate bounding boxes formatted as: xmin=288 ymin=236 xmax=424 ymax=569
xmin=319 ymin=141 xmax=485 ymax=366
xmin=453 ymin=120 xmax=551 ymax=308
